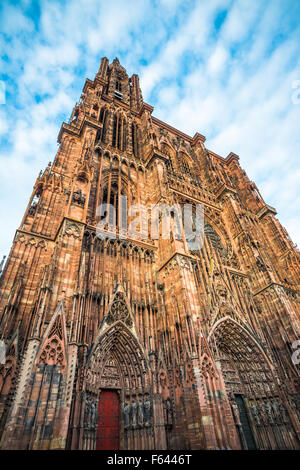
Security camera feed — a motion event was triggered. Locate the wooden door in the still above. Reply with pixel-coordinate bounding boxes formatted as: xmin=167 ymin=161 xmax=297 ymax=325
xmin=96 ymin=390 xmax=120 ymax=450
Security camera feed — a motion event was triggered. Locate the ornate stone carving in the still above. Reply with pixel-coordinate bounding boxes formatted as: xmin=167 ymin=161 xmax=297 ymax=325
xmin=65 ymin=221 xmax=82 ymax=238
xmin=106 ymin=291 xmax=133 ymax=327
xmin=144 ymin=396 xmax=151 ymax=427
xmin=138 ymin=397 xmax=144 ymax=427
xmin=124 ymin=402 xmax=131 ymax=429
xmin=250 ymin=403 xmax=260 ymax=425
xmin=131 ymin=400 xmax=137 ymax=428
xmin=72 ymin=189 xmax=86 ymax=206
xmin=164 ymin=398 xmax=173 ymax=427
xmin=38 ymin=315 xmax=65 ymax=367
xmin=84 ymin=393 xmax=97 ymax=429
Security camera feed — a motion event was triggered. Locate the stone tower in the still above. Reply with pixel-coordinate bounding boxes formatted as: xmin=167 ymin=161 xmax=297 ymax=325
xmin=0 ymin=57 xmax=299 ymax=450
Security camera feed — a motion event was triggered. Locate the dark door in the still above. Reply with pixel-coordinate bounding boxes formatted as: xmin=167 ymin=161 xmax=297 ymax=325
xmin=96 ymin=390 xmax=120 ymax=450
xmin=234 ymin=394 xmax=257 ymax=450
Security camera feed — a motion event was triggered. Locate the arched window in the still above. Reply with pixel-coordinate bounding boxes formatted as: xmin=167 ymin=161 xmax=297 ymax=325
xmin=180 ymin=156 xmax=191 ymax=175
xmin=101 ymin=181 xmax=127 ymax=230
xmin=112 ymin=115 xmax=117 ymax=148
xmin=115 ymin=80 xmax=122 ymax=92
xmin=112 ymin=114 xmax=126 ymax=151
xmin=161 ymin=143 xmax=175 ymax=172
xmin=166 ymin=156 xmax=174 ymax=172
xmin=104 ymin=71 xmax=110 ymax=95
xmin=28 ymin=193 xmax=40 ymax=217
xmin=96 ymin=108 xmax=107 ymax=144
xmin=91 ymin=103 xmax=99 ymax=118
xmin=204 ymin=222 xmax=223 ymax=250
xmin=99 ymin=107 xmax=105 ymax=123
xmin=131 ymin=122 xmax=140 ymax=158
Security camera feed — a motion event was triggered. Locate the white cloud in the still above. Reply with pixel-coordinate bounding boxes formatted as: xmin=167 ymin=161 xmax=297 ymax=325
xmin=207 ymin=45 xmax=229 ymax=75
xmin=0 ymin=0 xmax=299 ymax=261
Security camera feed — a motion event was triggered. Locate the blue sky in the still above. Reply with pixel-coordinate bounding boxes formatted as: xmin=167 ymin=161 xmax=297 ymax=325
xmin=0 ymin=0 xmax=300 ymax=260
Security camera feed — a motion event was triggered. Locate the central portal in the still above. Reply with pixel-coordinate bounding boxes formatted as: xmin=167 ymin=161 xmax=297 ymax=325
xmin=96 ymin=390 xmax=120 ymax=450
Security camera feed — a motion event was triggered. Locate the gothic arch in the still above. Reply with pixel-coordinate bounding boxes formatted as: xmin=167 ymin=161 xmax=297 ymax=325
xmin=82 ymin=287 xmax=155 ymax=450
xmin=83 ymin=321 xmax=153 ymax=450
xmin=178 ymin=151 xmax=192 ymax=175
xmin=208 ymin=316 xmax=273 ymax=368
xmin=204 ymin=221 xmax=224 ymax=251
xmin=208 ymin=316 xmax=298 ymax=449
xmin=159 ymin=136 xmax=175 ymax=154
xmin=36 ymin=301 xmax=68 ymax=369
xmin=86 ymin=320 xmax=149 ymax=393
xmin=202 ymin=215 xmax=228 ymax=249
xmin=100 ymin=171 xmax=129 ymax=194
xmin=160 ymin=141 xmax=176 ymax=171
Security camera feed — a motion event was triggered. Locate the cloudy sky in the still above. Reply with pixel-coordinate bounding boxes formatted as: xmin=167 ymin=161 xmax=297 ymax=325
xmin=0 ymin=0 xmax=300 ymax=261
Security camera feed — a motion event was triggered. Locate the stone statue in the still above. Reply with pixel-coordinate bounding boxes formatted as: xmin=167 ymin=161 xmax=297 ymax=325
xmin=258 ymin=403 xmax=267 ymax=425
xmin=84 ymin=395 xmax=96 ymax=429
xmin=165 ymin=398 xmax=173 ymax=426
xmin=231 ymin=401 xmax=242 ymax=426
xmin=131 ymin=400 xmax=137 ymax=428
xmin=89 ymin=400 xmax=96 ymax=429
xmin=250 ymin=404 xmax=260 ymax=425
xmin=124 ymin=402 xmax=131 ymax=429
xmin=144 ymin=397 xmax=151 ymax=427
xmin=138 ymin=398 xmax=144 ymax=427
xmin=265 ymin=402 xmax=273 ymax=424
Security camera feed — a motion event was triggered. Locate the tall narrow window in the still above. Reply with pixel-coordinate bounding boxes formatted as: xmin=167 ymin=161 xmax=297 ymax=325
xmin=101 ymin=111 xmax=107 ymax=144
xmin=167 ymin=156 xmax=174 ymax=172
xmin=112 ymin=115 xmax=126 ymax=151
xmin=115 ymin=80 xmax=122 ymax=92
xmin=131 ymin=123 xmax=135 ymax=154
xmin=131 ymin=123 xmax=140 ymax=158
xmin=181 ymin=158 xmax=190 ymax=175
xmin=112 ymin=115 xmax=117 ymax=148
xmin=99 ymin=108 xmax=105 ymax=123
xmin=95 ymin=129 xmax=101 ymax=144
xmin=117 ymin=118 xmax=122 ymax=150
xmin=101 ymin=182 xmax=126 ymax=229
xmin=123 ymin=119 xmax=127 ymax=151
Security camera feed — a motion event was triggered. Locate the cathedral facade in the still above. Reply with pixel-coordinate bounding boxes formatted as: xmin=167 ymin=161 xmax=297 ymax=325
xmin=0 ymin=57 xmax=299 ymax=450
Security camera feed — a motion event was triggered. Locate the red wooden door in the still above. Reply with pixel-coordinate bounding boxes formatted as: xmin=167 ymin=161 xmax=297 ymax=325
xmin=96 ymin=390 xmax=120 ymax=450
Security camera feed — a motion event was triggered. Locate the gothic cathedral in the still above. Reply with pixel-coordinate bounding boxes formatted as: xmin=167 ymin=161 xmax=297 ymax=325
xmin=0 ymin=57 xmax=299 ymax=450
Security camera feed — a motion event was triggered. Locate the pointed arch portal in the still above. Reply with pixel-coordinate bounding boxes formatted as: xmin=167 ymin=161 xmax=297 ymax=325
xmin=83 ymin=319 xmax=153 ymax=450
xmin=208 ymin=316 xmax=298 ymax=449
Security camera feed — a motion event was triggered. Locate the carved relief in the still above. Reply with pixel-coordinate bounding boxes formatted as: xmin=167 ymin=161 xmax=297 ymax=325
xmin=37 ymin=312 xmax=66 ymax=368
xmin=106 ymin=291 xmax=133 ymax=327
xmin=72 ymin=189 xmax=86 ymax=206
xmin=65 ymin=221 xmax=82 ymax=238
